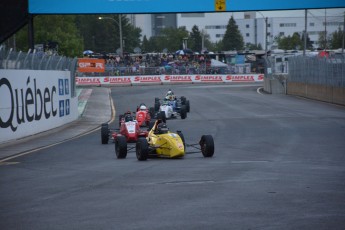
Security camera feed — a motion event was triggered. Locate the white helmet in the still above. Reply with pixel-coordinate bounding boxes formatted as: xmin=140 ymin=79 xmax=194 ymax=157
xmin=140 ymin=105 xmax=147 ymax=111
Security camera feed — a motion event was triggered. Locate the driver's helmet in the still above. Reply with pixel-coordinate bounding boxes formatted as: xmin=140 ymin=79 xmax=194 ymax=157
xmin=139 ymin=105 xmax=147 ymax=111
xmin=157 ymin=122 xmax=169 ymax=134
xmin=166 ymin=89 xmax=173 ymax=96
xmin=125 ymin=114 xmax=133 ymax=122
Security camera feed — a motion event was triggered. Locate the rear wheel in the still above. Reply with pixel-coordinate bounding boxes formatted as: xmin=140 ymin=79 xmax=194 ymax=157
xmin=101 ymin=123 xmax=109 ymax=144
xmin=149 ymin=107 xmax=155 ymax=117
xmin=177 ymin=131 xmax=186 ymax=150
xmin=115 ymin=136 xmax=127 ymax=159
xmin=200 ymin=135 xmax=214 ymax=157
xmin=136 ymin=138 xmax=149 ymax=161
xmin=158 ymin=111 xmax=167 ymax=123
xmin=148 ymin=120 xmax=156 ymax=131
xmin=154 ymin=102 xmax=160 ymax=112
xmin=181 ymin=96 xmax=186 ymax=104
xmin=180 ymin=105 xmax=187 ymax=119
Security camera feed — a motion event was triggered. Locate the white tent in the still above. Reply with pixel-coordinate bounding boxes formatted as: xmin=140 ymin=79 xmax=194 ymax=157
xmin=210 ymin=59 xmax=227 ymax=67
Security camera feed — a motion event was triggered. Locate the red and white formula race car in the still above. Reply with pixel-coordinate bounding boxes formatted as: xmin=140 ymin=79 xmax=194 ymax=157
xmin=101 ymin=112 xmax=149 ymax=157
xmin=135 ymin=103 xmax=154 ymax=127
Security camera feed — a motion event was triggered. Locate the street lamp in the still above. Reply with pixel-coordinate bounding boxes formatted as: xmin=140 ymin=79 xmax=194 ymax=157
xmin=257 ymin=12 xmax=268 ymax=54
xmin=98 ymin=15 xmax=123 ymax=57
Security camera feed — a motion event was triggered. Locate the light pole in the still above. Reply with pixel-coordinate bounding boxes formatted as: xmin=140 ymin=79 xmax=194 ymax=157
xmin=257 ymin=12 xmax=268 ymax=54
xmin=98 ymin=15 xmax=123 ymax=57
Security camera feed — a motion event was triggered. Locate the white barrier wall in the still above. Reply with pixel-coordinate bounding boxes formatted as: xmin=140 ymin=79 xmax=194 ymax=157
xmin=0 ymin=70 xmax=78 ymax=143
xmin=76 ymin=74 xmax=264 ymax=86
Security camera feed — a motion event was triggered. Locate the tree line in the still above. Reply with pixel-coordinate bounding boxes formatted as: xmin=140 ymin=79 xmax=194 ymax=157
xmin=6 ymin=14 xmax=344 ymax=57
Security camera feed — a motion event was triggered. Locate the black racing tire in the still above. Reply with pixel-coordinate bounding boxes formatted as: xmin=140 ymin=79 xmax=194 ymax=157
xmin=200 ymin=135 xmax=215 ymax=157
xmin=181 ymin=96 xmax=186 ymax=104
xmin=177 ymin=131 xmax=186 ymax=150
xmin=154 ymin=102 xmax=160 ymax=112
xmin=186 ymin=100 xmax=190 ymax=113
xmin=136 ymin=138 xmax=149 ymax=161
xmin=149 ymin=107 xmax=155 ymax=117
xmin=101 ymin=123 xmax=109 ymax=144
xmin=115 ymin=136 xmax=127 ymax=159
xmin=148 ymin=120 xmax=156 ymax=131
xmin=158 ymin=111 xmax=167 ymax=123
xmin=180 ymin=105 xmax=187 ymax=119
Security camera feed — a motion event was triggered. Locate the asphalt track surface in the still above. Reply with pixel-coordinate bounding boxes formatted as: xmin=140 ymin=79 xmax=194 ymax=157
xmin=1 ymin=83 xmax=345 ymax=230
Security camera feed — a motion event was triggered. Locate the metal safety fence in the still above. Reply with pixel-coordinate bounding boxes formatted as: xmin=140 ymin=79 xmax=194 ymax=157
xmin=288 ymin=55 xmax=345 ymax=87
xmin=0 ymin=46 xmax=78 ymax=96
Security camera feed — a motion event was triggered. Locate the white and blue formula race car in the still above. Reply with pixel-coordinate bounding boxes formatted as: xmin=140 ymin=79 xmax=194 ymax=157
xmin=153 ymin=96 xmax=190 ymax=121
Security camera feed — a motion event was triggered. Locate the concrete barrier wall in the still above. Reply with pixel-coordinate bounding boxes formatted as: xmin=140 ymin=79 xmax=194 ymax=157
xmin=286 ymin=82 xmax=345 ymax=106
xmin=0 ymin=70 xmax=78 ymax=143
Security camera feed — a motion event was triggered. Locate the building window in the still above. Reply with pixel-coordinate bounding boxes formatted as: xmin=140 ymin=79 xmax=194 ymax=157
xmin=309 ymin=22 xmax=315 ymax=27
xmin=246 ymin=24 xmax=250 ymax=28
xmin=246 ymin=33 xmax=250 ymax=37
xmin=279 ymin=23 xmax=296 ymax=27
xmin=205 ymin=25 xmax=227 ymax=30
xmin=279 ymin=32 xmax=285 ymax=36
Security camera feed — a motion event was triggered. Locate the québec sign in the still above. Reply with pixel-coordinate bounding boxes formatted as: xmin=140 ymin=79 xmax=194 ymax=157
xmin=0 ymin=70 xmax=76 ymax=143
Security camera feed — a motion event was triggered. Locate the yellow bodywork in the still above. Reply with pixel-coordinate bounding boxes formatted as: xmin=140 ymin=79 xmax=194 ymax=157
xmin=148 ymin=123 xmax=185 ymax=158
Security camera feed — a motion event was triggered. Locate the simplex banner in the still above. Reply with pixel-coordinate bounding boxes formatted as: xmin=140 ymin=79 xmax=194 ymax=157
xmin=75 ymin=74 xmax=264 ymax=86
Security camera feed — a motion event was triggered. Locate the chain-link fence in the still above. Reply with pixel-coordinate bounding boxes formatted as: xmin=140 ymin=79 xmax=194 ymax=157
xmin=0 ymin=46 xmax=78 ymax=96
xmin=288 ymin=55 xmax=345 ymax=87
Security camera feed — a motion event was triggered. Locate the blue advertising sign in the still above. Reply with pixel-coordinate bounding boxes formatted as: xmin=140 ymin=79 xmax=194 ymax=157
xmin=59 ymin=100 xmax=64 ymax=117
xmin=29 ymin=0 xmax=345 ymax=14
xmin=58 ymin=79 xmax=64 ymax=96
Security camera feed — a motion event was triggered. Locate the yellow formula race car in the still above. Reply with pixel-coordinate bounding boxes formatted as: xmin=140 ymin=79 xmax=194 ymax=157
xmin=137 ymin=119 xmax=214 ymax=161
xmin=115 ymin=119 xmax=215 ymax=161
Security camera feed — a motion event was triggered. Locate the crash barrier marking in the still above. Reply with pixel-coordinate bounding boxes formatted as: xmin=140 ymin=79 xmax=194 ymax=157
xmin=75 ymin=74 xmax=264 ymax=86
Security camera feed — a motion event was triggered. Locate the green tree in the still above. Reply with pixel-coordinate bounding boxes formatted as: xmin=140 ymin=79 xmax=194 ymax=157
xmin=145 ymin=27 xmax=189 ymax=53
xmin=318 ymin=31 xmax=331 ymax=49
xmin=245 ymin=43 xmax=263 ymax=50
xmin=141 ymin=35 xmax=150 ymax=53
xmin=330 ymin=27 xmax=343 ymax=49
xmin=9 ymin=15 xmax=84 ymax=57
xmin=76 ymin=14 xmax=141 ymax=54
xmin=277 ymin=32 xmax=303 ymax=50
xmin=222 ymin=16 xmax=244 ymax=51
xmin=189 ymin=25 xmax=202 ymax=52
xmin=301 ymin=33 xmax=314 ymax=50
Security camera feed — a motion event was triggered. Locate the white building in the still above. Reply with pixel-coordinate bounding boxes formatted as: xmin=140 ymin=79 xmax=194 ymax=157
xmin=132 ymin=10 xmax=344 ymax=50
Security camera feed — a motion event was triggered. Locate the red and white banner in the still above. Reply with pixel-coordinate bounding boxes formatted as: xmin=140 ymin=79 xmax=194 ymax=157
xmin=75 ymin=74 xmax=264 ymax=86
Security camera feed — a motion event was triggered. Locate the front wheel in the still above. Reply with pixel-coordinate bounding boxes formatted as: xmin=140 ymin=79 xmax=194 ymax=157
xmin=136 ymin=138 xmax=149 ymax=161
xmin=199 ymin=135 xmax=214 ymax=157
xmin=101 ymin=123 xmax=109 ymax=144
xmin=115 ymin=135 xmax=127 ymax=159
xmin=186 ymin=100 xmax=190 ymax=113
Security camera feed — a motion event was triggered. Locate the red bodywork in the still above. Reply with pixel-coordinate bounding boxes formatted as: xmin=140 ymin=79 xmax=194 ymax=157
xmin=111 ymin=120 xmax=148 ymax=142
xmin=136 ymin=110 xmax=151 ymax=127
